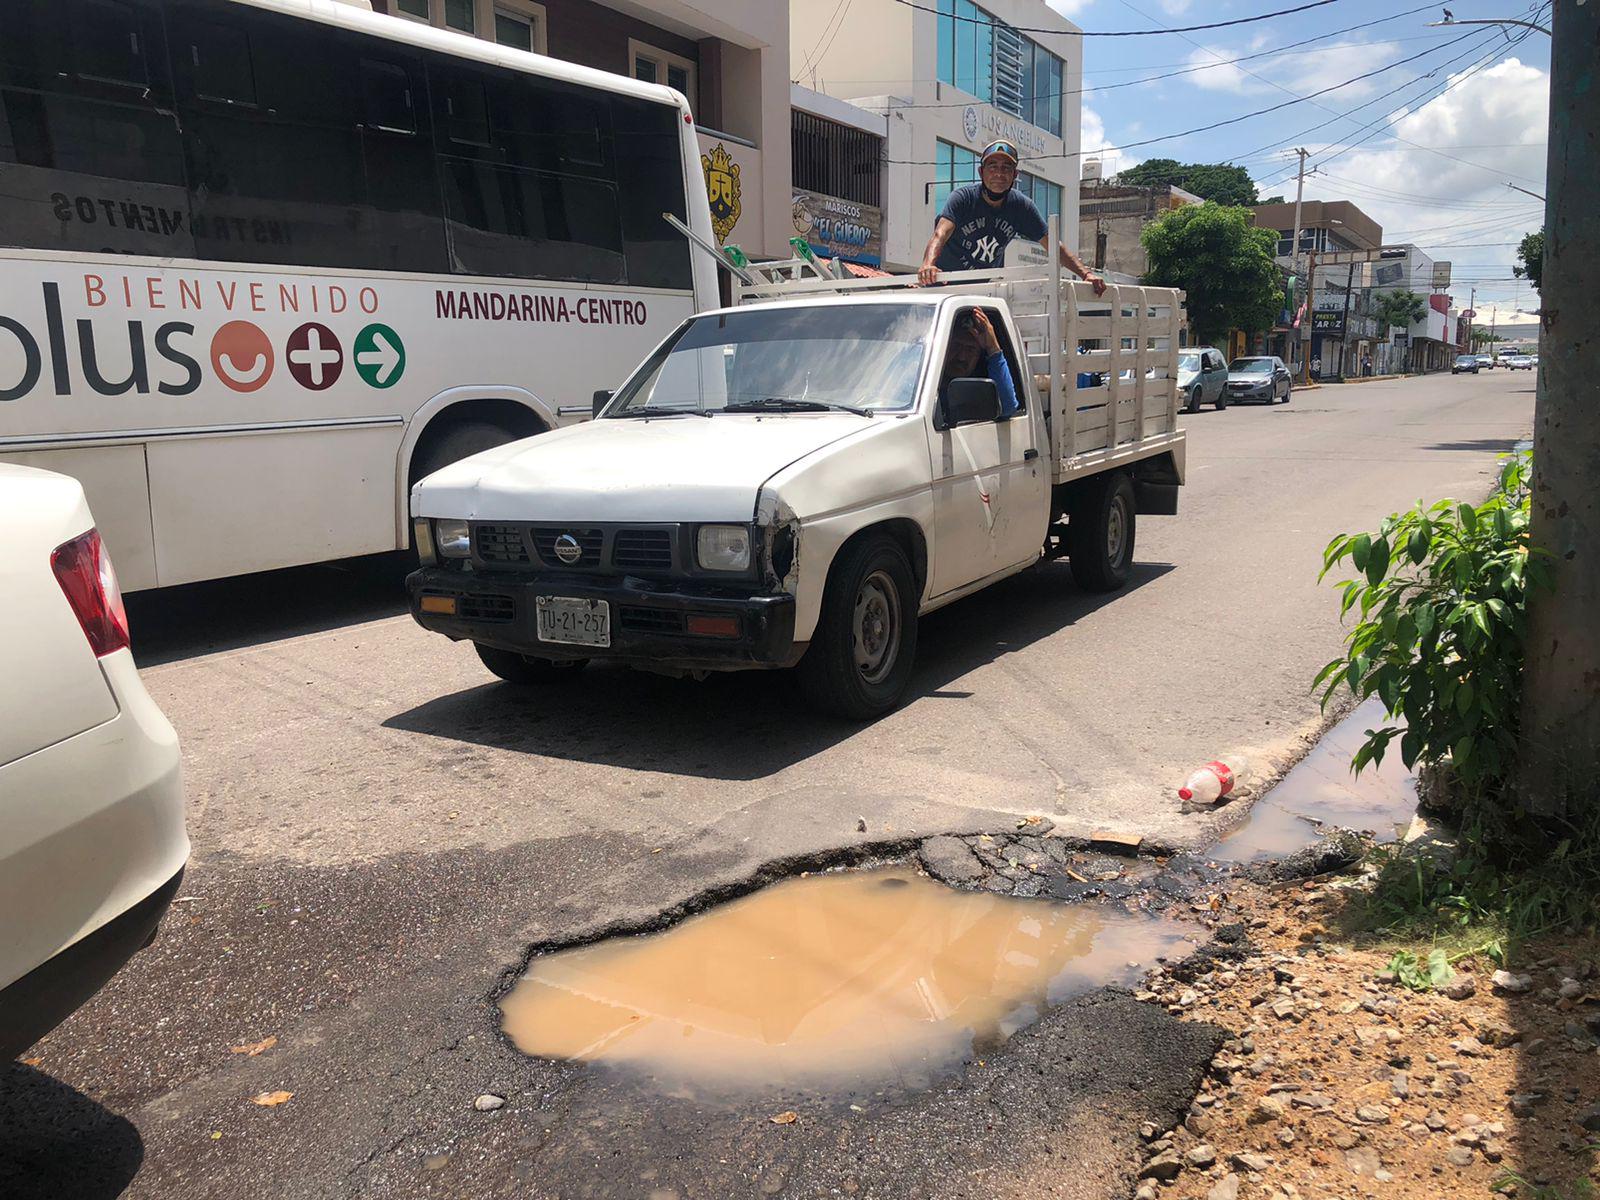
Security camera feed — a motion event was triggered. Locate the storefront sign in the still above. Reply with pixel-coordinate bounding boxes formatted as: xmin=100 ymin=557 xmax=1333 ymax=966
xmin=961 ymin=105 xmax=1048 ymax=156
xmin=1431 ymin=261 xmax=1452 ymax=289
xmin=791 ymin=187 xmax=883 ymax=266
xmin=1312 ymin=311 xmax=1345 ymax=333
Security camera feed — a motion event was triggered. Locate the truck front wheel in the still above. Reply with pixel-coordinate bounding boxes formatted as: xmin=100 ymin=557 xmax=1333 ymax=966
xmin=1068 ymin=472 xmax=1137 ymax=593
xmin=798 ymin=534 xmax=918 ymax=720
xmin=475 ymin=643 xmax=587 ymax=684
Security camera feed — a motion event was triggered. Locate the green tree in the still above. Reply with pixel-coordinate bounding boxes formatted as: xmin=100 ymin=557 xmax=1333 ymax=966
xmin=1115 ymin=159 xmax=1259 ymax=207
xmin=1512 ymin=229 xmax=1544 ymax=292
xmin=1373 ymin=289 xmax=1427 ymax=337
xmin=1140 ymin=203 xmax=1282 ymax=347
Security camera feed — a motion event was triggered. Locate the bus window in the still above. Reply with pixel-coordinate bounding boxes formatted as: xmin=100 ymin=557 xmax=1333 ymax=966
xmin=361 ymin=60 xmax=416 ymax=135
xmin=432 ymin=68 xmax=491 ymax=148
xmin=439 ymin=158 xmax=625 ymax=282
xmin=612 ymin=95 xmax=693 ymax=290
xmin=359 ymin=56 xmax=447 ymax=272
xmin=187 ymin=20 xmax=256 ymax=106
xmin=0 ymin=0 xmax=190 ymax=258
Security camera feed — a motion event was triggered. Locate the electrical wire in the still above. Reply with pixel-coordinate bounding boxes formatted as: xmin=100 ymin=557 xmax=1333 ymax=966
xmin=890 ymin=0 xmax=1350 ymax=37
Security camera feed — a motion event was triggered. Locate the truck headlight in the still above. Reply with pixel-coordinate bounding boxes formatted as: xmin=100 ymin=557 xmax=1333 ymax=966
xmin=435 ymin=518 xmax=471 ymax=558
xmin=697 ymin=525 xmax=751 ymax=571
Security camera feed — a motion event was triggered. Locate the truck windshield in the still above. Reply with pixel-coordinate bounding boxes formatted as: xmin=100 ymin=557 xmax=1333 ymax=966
xmin=608 ymin=304 xmax=933 ymax=416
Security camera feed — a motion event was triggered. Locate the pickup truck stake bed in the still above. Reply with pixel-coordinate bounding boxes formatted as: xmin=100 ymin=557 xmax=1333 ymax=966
xmin=408 ymin=261 xmax=1187 ymax=718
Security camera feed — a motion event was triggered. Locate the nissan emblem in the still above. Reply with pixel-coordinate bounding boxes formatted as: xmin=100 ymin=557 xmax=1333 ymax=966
xmin=553 ymin=534 xmax=583 ymax=564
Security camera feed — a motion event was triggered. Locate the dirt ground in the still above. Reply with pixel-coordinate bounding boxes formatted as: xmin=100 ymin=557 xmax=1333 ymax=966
xmin=1129 ymin=874 xmax=1600 ymax=1200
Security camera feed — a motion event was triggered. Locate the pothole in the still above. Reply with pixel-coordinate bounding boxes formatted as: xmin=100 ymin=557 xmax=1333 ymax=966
xmin=1210 ymin=696 xmax=1418 ymax=865
xmin=500 ymin=866 xmax=1195 ymax=1099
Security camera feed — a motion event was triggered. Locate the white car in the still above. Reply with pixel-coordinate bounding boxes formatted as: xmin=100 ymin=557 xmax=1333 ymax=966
xmin=0 ymin=465 xmax=187 ymax=1060
xmin=1501 ymin=355 xmax=1535 ymax=371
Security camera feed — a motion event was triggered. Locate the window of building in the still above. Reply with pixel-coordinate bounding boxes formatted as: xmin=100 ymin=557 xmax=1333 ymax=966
xmin=936 ymin=0 xmax=1064 ymax=137
xmin=791 ymin=109 xmax=881 ymax=207
xmin=629 ymin=39 xmax=694 ymax=102
xmin=1016 ymin=169 xmax=1063 ymax=228
xmin=394 ymin=0 xmax=546 ymax=53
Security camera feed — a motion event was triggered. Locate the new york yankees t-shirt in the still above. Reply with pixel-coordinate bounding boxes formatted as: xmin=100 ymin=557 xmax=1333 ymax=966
xmin=934 ymin=184 xmax=1048 ymax=272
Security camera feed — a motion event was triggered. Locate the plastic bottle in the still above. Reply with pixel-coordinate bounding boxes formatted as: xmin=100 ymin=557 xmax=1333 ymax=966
xmin=1178 ymin=756 xmax=1250 ymax=804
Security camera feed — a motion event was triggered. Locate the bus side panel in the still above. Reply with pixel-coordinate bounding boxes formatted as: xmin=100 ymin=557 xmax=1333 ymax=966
xmin=146 ymin=426 xmax=403 ymax=587
xmin=0 ymin=445 xmax=158 ymax=591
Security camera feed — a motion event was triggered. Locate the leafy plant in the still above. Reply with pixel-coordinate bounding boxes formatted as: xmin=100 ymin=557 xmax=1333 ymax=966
xmin=1372 ymin=289 xmax=1428 ymax=337
xmin=1114 ymin=158 xmax=1260 ymax=207
xmin=1387 ymin=948 xmax=1454 ymax=991
xmin=1513 ymin=228 xmax=1545 ymax=292
xmin=1140 ymin=203 xmax=1283 ymax=346
xmin=1314 ymin=451 xmax=1550 ymax=791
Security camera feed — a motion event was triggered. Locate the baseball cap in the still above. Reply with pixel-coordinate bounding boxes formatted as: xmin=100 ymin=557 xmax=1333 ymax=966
xmin=981 ymin=139 xmax=1020 ymax=165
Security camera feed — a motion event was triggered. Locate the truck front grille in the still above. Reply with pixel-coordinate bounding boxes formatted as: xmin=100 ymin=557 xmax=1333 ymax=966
xmin=474 ymin=525 xmax=529 ymax=564
xmin=531 ymin=528 xmax=603 ymax=567
xmin=613 ymin=529 xmax=674 ymax=572
xmin=459 ymin=593 xmax=514 ymax=622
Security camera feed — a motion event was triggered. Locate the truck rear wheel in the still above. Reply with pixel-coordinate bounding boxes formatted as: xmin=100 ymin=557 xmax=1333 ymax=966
xmin=797 ymin=534 xmax=918 ymax=720
xmin=475 ymin=643 xmax=587 ymax=684
xmin=1068 ymin=472 xmax=1136 ymax=593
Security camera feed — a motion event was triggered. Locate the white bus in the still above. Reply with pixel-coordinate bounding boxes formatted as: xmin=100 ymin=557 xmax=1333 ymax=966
xmin=0 ymin=0 xmax=718 ymax=590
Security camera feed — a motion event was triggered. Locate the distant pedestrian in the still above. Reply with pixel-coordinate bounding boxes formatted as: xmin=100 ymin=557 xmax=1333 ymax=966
xmin=1363 ymin=354 xmax=1373 ymax=376
xmin=1311 ymin=355 xmax=1322 ymax=378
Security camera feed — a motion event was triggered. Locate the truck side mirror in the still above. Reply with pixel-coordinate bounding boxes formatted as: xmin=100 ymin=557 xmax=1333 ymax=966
xmin=592 ymin=389 xmax=612 ymax=417
xmin=942 ymin=378 xmax=1000 ymax=428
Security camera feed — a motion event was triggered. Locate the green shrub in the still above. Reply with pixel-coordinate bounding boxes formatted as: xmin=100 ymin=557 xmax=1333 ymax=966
xmin=1313 ymin=450 xmax=1549 ymax=792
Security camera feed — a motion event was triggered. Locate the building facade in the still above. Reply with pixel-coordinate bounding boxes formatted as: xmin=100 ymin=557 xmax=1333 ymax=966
xmin=791 ymin=0 xmax=1084 ymax=271
xmin=1077 ymin=171 xmax=1201 ymax=281
xmin=370 ymin=0 xmax=796 ymax=259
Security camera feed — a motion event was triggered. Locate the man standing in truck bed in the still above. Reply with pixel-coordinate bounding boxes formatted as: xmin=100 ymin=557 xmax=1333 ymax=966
xmin=918 ymin=140 xmax=1107 ymax=295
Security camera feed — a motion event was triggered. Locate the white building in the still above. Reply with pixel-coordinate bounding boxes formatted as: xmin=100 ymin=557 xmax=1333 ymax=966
xmin=790 ymin=0 xmax=1084 ymax=271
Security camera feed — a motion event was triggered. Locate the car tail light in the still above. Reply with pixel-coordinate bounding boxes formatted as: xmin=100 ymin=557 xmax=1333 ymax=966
xmin=51 ymin=528 xmax=130 ymax=657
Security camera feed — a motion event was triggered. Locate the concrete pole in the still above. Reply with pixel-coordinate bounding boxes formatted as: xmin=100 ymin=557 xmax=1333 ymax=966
xmin=1520 ymin=0 xmax=1599 ymax=815
xmin=1337 ymin=260 xmax=1356 ymax=380
xmin=1289 ymin=148 xmax=1309 ymax=371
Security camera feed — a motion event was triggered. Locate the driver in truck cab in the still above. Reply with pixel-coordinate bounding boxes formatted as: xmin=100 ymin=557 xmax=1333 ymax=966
xmin=918 ymin=139 xmax=1108 ymax=295
xmin=941 ymin=309 xmax=1019 ymax=417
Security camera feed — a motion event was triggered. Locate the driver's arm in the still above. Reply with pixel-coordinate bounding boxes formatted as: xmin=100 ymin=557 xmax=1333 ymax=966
xmin=918 ymin=219 xmax=957 ymax=286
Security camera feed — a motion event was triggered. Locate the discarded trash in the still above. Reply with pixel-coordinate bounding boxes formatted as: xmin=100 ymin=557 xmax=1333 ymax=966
xmin=250 ymin=1090 xmax=293 ymax=1107
xmin=1090 ymin=830 xmax=1144 ymax=851
xmin=473 ymin=1093 xmax=507 ymax=1111
xmin=769 ymin=1110 xmax=798 ymax=1125
xmin=1179 ymin=756 xmax=1249 ymax=804
xmin=230 ymin=1035 xmax=277 ymax=1057
xmin=500 ymin=868 xmax=1193 ymax=1097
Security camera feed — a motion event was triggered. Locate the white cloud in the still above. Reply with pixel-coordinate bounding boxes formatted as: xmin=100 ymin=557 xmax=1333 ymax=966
xmin=1183 ymin=38 xmax=1402 ymax=96
xmin=1080 ymin=104 xmax=1142 ymax=178
xmin=1046 ymin=0 xmax=1094 ymax=19
xmin=1157 ymin=0 xmax=1194 ymax=14
xmin=1253 ymin=57 xmax=1549 ymax=309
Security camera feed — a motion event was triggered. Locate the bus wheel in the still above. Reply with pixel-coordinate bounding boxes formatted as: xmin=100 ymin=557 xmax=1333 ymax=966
xmin=411 ymin=420 xmax=522 ymax=488
xmin=475 ymin=644 xmax=587 ymax=684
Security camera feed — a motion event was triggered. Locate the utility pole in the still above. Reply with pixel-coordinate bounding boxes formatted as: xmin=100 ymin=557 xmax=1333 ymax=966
xmin=1301 ymin=248 xmax=1317 ymax=384
xmin=1337 ymin=259 xmax=1357 ymax=380
xmin=1521 ymin=0 xmax=1600 ymax=815
xmin=1468 ymin=286 xmax=1476 ymax=352
xmin=1289 ymin=148 xmax=1310 ymax=374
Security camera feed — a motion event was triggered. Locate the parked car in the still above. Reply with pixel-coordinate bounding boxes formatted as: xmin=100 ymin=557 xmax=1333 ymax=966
xmin=1502 ymin=355 xmax=1535 ymax=371
xmin=1226 ymin=357 xmax=1293 ymax=403
xmin=1178 ymin=348 xmax=1230 ymax=412
xmin=0 ymin=465 xmax=187 ymax=1060
xmin=1452 ymin=355 xmax=1481 ymax=374
xmin=1479 ymin=355 xmax=1497 ymax=369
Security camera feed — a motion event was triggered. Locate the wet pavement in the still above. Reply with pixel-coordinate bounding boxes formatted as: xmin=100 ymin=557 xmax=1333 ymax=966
xmin=501 ymin=867 xmax=1194 ymax=1099
xmin=1210 ymin=697 xmax=1419 ymax=865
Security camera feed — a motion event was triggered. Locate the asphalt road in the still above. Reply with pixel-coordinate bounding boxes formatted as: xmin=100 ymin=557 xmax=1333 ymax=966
xmin=2 ymin=369 xmax=1533 ymax=1199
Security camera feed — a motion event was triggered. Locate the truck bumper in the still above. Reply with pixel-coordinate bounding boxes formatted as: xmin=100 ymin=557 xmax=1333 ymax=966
xmin=407 ymin=569 xmax=800 ymax=672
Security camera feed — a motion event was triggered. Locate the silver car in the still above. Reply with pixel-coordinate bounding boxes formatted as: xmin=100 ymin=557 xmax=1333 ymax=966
xmin=1178 ymin=347 xmax=1230 ymax=412
xmin=1226 ymin=356 xmax=1293 ymax=404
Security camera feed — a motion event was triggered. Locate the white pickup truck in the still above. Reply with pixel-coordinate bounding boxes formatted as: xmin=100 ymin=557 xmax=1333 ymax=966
xmin=407 ymin=264 xmax=1186 ymax=718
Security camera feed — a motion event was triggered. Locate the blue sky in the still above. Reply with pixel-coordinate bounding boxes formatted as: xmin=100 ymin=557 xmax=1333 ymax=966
xmin=1048 ymin=0 xmax=1551 ymax=319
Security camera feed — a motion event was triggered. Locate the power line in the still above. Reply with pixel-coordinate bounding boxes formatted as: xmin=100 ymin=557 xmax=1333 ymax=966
xmin=886 ymin=31 xmax=1484 ymax=164
xmin=880 ymin=1 xmax=1446 ymax=108
xmin=890 ymin=0 xmax=1350 ymax=37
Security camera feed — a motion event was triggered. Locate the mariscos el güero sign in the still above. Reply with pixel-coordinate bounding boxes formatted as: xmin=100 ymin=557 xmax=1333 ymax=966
xmin=791 ymin=188 xmax=883 ymax=267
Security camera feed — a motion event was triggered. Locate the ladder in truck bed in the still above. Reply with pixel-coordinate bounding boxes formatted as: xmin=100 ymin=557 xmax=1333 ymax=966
xmin=730 ymin=221 xmax=1187 ymax=480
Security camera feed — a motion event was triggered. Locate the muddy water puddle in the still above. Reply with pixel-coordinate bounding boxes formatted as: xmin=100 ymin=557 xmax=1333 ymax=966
xmin=500 ymin=868 xmax=1194 ymax=1098
xmin=1212 ymin=697 xmax=1418 ymax=864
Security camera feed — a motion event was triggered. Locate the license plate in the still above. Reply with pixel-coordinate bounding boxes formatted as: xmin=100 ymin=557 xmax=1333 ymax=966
xmin=536 ymin=596 xmax=611 ymax=647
